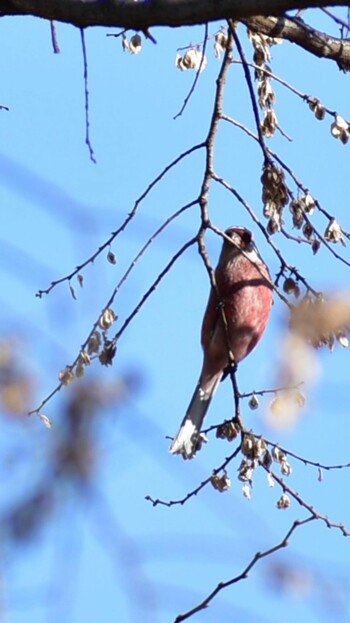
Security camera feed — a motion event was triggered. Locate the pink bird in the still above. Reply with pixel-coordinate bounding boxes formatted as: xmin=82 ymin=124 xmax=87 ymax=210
xmin=170 ymin=226 xmax=273 ymax=459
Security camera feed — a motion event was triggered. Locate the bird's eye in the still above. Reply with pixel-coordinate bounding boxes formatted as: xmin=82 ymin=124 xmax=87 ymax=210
xmin=241 ymin=229 xmax=253 ymax=247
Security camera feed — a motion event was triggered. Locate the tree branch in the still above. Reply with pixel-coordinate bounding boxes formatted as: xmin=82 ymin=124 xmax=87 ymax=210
xmin=244 ymin=15 xmax=350 ymax=70
xmin=1 ymin=0 xmax=350 ymax=33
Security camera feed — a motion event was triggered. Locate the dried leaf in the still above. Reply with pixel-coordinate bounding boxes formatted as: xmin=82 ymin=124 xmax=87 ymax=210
xmin=129 ymin=34 xmax=142 ymax=55
xmin=107 ymin=251 xmax=117 ymax=265
xmin=69 ymin=284 xmax=77 ymax=300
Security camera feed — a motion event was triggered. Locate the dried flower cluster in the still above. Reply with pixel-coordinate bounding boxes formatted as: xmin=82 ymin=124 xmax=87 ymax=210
xmin=211 ymin=425 xmax=295 ymax=505
xmin=235 ymin=434 xmax=293 ymax=502
xmin=216 ymin=419 xmax=240 ymax=440
xmin=248 ymin=30 xmax=281 ymax=138
xmin=331 ymin=114 xmax=350 ymax=143
xmin=283 ymin=277 xmax=301 ymax=298
xmin=214 ymin=29 xmax=229 ymax=59
xmin=58 ymin=308 xmax=118 ymax=388
xmin=122 ymin=33 xmax=142 ymax=55
xmin=276 ymin=493 xmax=291 ymax=509
xmin=324 ymin=218 xmax=345 ymax=245
xmin=261 ymin=163 xmax=289 ymax=233
xmin=176 ymin=48 xmax=207 ymax=72
xmin=308 ymin=97 xmax=326 ymax=121
xmin=210 ymin=470 xmax=231 ymax=492
xmin=290 ymin=294 xmax=350 ymax=350
xmin=175 ymin=27 xmax=230 ymax=73
xmin=248 ymin=393 xmax=259 ymax=409
xmin=308 ymin=97 xmax=350 ymax=143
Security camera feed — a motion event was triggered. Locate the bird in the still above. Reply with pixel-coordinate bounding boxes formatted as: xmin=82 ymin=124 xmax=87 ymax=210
xmin=169 ymin=226 xmax=273 ymax=459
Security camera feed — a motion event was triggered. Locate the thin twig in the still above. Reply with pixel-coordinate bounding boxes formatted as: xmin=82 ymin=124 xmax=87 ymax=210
xmin=36 ymin=143 xmax=204 ymax=297
xmin=263 ymin=439 xmax=350 ymax=472
xmin=321 ymin=7 xmax=350 ymax=34
xmin=173 ymin=517 xmax=315 ymax=622
xmin=114 ymin=237 xmax=197 ymax=341
xmin=50 ymin=21 xmax=60 ymax=53
xmin=263 ymin=465 xmax=350 ymax=536
xmin=197 ymin=32 xmax=237 ymax=367
xmin=229 ymin=24 xmax=270 ymax=165
xmin=221 ymin=113 xmax=350 ymax=239
xmin=146 ymin=446 xmax=241 ymax=507
xmin=30 ymin=214 xmax=197 ymax=416
xmin=174 ymin=23 xmax=209 ymax=120
xmin=80 ymin=29 xmax=96 ymax=164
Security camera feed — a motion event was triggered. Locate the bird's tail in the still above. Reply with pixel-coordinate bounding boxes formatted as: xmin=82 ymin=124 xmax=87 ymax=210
xmin=169 ymin=374 xmax=222 ymax=459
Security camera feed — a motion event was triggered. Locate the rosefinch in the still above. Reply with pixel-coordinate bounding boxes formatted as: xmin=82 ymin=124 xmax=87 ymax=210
xmin=170 ymin=226 xmax=273 ymax=459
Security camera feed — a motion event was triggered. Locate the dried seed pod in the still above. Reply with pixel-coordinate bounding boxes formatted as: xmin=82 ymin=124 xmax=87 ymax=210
xmin=258 ymin=77 xmax=275 ymax=109
xmin=263 ymin=450 xmax=273 ymax=469
xmin=330 ymin=114 xmax=350 ymax=142
xmin=242 ymin=483 xmax=252 ymax=499
xmin=99 ymin=308 xmax=117 ymax=331
xmin=176 ymin=48 xmax=207 ymax=72
xmin=289 ymin=198 xmax=304 ymax=229
xmin=308 ymin=96 xmax=318 ymax=111
xmin=314 ymin=103 xmax=326 ymax=120
xmin=39 ymin=414 xmax=52 ymax=429
xmin=107 ymin=251 xmax=117 ymax=265
xmin=261 ymin=108 xmax=278 ymax=137
xmin=129 ymin=34 xmax=142 ymax=54
xmin=267 ymin=214 xmax=282 ymax=234
xmin=283 ymin=277 xmax=297 ymax=295
xmin=302 ymin=192 xmax=316 ymax=214
xmin=272 ymin=445 xmax=286 ymax=463
xmin=308 ymin=97 xmax=326 ymax=120
xmin=312 ymin=239 xmax=321 ymax=254
xmin=302 ymin=222 xmax=314 ymax=240
xmin=59 ymin=367 xmax=74 ymax=385
xmin=276 ymin=494 xmax=291 ymax=509
xmin=210 ymin=471 xmax=231 ymax=492
xmin=254 ymin=437 xmax=267 ymax=458
xmin=75 ymin=362 xmax=85 ymax=378
xmin=99 ymin=340 xmax=117 ymax=366
xmin=248 ymin=394 xmax=259 ymax=410
xmin=216 ymin=420 xmax=240 ymax=440
xmin=88 ymin=330 xmax=102 ymax=354
xmin=336 ymin=331 xmax=349 ymax=348
xmin=241 ymin=433 xmax=255 ymax=458
xmin=214 ymin=30 xmax=228 ymax=59
xmin=324 ymin=218 xmax=344 ymax=244
xmin=281 ymin=459 xmax=293 ymax=476
xmin=79 ymin=351 xmax=91 ymax=365
xmin=238 ymin=459 xmax=254 ymax=482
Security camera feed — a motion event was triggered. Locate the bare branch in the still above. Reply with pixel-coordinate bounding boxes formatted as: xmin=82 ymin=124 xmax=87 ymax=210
xmin=173 ymin=517 xmax=315 ymax=622
xmin=146 ymin=446 xmax=241 ymax=507
xmin=114 ymin=237 xmax=197 ymax=341
xmin=263 ymin=465 xmax=350 ymax=535
xmin=29 ymin=206 xmax=197 ymax=416
xmin=36 ymin=143 xmax=204 ymax=296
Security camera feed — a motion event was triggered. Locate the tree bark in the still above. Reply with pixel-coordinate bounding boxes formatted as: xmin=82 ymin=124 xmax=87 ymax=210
xmin=0 ymin=0 xmax=348 ymax=29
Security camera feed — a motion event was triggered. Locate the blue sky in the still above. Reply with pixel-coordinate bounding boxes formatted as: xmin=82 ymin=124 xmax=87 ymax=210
xmin=1 ymin=11 xmax=350 ymax=623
